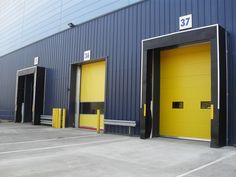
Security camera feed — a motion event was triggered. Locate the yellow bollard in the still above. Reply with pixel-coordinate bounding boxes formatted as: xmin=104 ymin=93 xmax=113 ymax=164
xmin=62 ymin=108 xmax=66 ymax=128
xmin=52 ymin=108 xmax=66 ymax=128
xmin=96 ymin=109 xmax=100 ymax=134
xmin=57 ymin=108 xmax=62 ymax=128
xmin=52 ymin=108 xmax=58 ymax=128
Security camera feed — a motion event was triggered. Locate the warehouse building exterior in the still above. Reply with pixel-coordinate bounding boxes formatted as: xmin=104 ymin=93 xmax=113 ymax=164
xmin=0 ymin=0 xmax=236 ymax=148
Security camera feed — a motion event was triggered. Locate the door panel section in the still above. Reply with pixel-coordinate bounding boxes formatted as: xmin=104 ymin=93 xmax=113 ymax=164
xmin=160 ymin=43 xmax=211 ymax=140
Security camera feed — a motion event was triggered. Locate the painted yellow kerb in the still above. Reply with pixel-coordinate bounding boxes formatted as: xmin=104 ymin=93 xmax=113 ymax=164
xmin=79 ymin=61 xmax=105 ymax=130
xmin=160 ymin=43 xmax=211 ymax=140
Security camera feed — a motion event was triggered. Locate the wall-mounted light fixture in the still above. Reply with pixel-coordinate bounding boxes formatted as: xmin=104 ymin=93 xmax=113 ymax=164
xmin=68 ymin=23 xmax=75 ymax=28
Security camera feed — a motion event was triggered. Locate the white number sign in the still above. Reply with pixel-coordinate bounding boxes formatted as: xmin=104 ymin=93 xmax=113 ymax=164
xmin=84 ymin=50 xmax=91 ymax=61
xmin=179 ymin=14 xmax=192 ymax=30
xmin=34 ymin=56 xmax=39 ymax=65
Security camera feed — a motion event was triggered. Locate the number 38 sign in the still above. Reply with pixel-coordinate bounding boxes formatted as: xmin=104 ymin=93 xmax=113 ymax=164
xmin=179 ymin=14 xmax=192 ymax=30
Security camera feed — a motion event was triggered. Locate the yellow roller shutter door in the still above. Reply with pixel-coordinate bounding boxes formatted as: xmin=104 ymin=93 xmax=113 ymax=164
xmin=160 ymin=43 xmax=211 ymax=140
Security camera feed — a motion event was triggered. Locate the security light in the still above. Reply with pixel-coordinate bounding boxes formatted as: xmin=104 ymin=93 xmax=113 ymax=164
xmin=68 ymin=23 xmax=75 ymax=28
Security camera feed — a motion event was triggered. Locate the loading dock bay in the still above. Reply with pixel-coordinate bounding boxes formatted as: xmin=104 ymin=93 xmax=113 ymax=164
xmin=0 ymin=122 xmax=235 ymax=177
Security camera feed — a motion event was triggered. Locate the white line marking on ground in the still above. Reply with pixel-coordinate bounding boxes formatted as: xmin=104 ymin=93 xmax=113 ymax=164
xmin=176 ymin=152 xmax=236 ymax=177
xmin=0 ymin=134 xmax=99 ymax=145
xmin=0 ymin=137 xmax=129 ymax=155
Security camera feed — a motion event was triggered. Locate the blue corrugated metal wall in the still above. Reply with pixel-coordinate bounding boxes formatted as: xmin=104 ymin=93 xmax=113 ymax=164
xmin=0 ymin=0 xmax=236 ymax=144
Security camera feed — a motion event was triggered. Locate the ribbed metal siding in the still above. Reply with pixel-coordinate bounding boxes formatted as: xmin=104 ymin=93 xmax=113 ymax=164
xmin=0 ymin=0 xmax=236 ymax=144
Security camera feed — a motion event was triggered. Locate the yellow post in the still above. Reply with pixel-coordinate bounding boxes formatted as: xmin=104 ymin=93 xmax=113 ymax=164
xmin=96 ymin=109 xmax=100 ymax=134
xmin=52 ymin=108 xmax=58 ymax=128
xmin=57 ymin=108 xmax=62 ymax=128
xmin=62 ymin=108 xmax=66 ymax=128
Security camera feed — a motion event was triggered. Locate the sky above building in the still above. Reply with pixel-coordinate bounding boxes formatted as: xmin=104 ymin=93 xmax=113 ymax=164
xmin=0 ymin=0 xmax=141 ymax=57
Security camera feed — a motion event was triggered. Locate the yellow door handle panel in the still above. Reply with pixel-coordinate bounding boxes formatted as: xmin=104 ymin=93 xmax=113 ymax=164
xmin=210 ymin=104 xmax=214 ymax=120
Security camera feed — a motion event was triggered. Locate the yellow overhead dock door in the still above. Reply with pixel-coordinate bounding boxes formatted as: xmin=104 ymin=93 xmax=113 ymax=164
xmin=160 ymin=43 xmax=211 ymax=140
xmin=79 ymin=61 xmax=105 ymax=130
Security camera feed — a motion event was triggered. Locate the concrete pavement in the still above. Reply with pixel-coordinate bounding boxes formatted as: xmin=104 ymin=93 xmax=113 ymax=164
xmin=0 ymin=122 xmax=235 ymax=177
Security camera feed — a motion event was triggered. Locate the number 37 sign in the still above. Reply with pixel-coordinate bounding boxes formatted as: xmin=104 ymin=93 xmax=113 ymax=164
xmin=179 ymin=14 xmax=192 ymax=30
